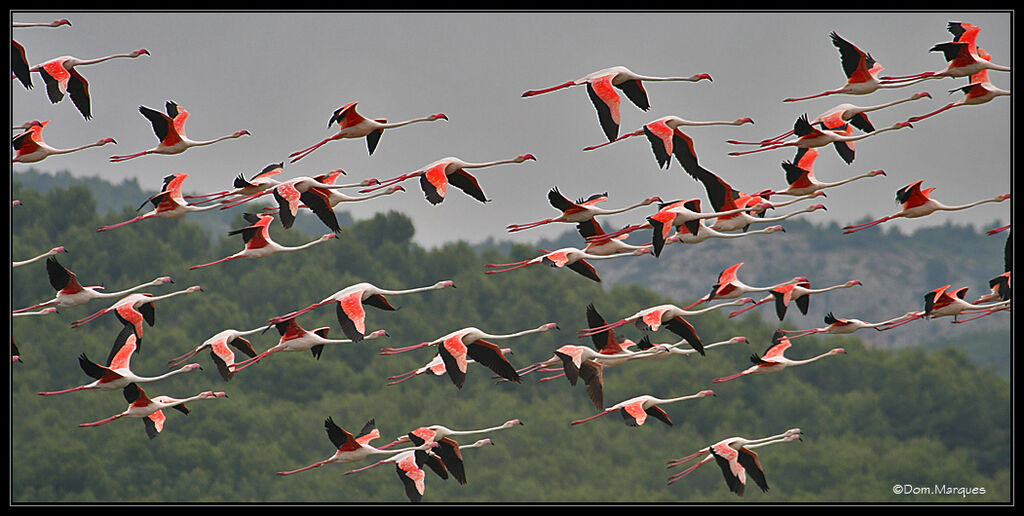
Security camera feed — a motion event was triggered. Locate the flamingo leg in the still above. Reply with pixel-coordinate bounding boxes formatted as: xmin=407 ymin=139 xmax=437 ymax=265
xmin=109 ymin=151 xmax=151 ymax=163
xmin=590 ymin=224 xmax=650 ymax=242
xmin=167 ymin=348 xmax=202 ymax=367
xmin=38 ymin=385 xmax=93 ymax=396
xmin=758 ymin=129 xmax=795 ymax=144
xmin=231 ymin=348 xmax=281 ymax=372
xmin=842 ymin=216 xmax=894 ymax=234
xmin=876 ymin=312 xmax=924 ymax=331
xmin=267 ymin=301 xmax=333 ymax=326
xmin=684 ymin=297 xmax=709 ymax=310
xmin=729 ymin=298 xmax=771 ymax=318
xmin=12 ymin=300 xmax=59 ymax=313
xmin=952 ymin=307 xmax=1010 ymax=323
xmin=583 ymin=130 xmax=644 ymax=151
xmin=782 ymin=89 xmax=848 ymax=102
xmin=667 ymin=456 xmax=713 ymax=485
xmin=575 ymin=318 xmax=630 ymax=337
xmin=483 ymin=261 xmax=538 ymax=275
xmin=78 ymin=413 xmax=125 ymax=427
xmin=276 ymin=459 xmax=333 ymax=476
xmin=907 ymin=103 xmax=957 ymax=123
xmin=880 ymin=72 xmax=937 ymax=82
xmin=728 ymin=143 xmax=791 ymax=156
xmin=712 ymin=371 xmax=749 ymax=383
xmin=569 ymin=408 xmax=615 ymax=426
xmin=70 ymin=308 xmax=111 ymax=328
xmin=288 ymin=135 xmax=339 ymax=164
xmin=358 ymin=173 xmax=415 ymax=193
xmin=219 ymin=190 xmax=273 ymax=210
xmin=378 ymin=342 xmax=431 ymax=356
xmin=521 ymin=80 xmax=577 ymax=97
xmin=506 ymin=219 xmax=559 ymax=233
xmin=538 ymin=373 xmax=567 ymax=383
xmin=189 ymin=255 xmax=242 ymax=270
xmin=96 ymin=215 xmax=147 ymax=232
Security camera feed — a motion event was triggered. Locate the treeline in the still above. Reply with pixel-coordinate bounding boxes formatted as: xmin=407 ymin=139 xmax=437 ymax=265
xmin=10 ymin=181 xmax=1010 ymax=503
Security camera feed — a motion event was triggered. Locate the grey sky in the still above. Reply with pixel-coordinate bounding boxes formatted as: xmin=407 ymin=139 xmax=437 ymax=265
xmin=12 ymin=11 xmax=1012 ymax=247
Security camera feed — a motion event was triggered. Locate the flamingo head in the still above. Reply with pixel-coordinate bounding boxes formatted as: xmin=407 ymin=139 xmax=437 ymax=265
xmin=735 ymin=117 xmax=755 ymax=125
xmin=387 ymin=185 xmax=405 ymax=193
xmin=810 ymin=204 xmax=827 ymax=211
xmin=362 ymin=178 xmax=381 ymax=186
xmin=542 ymin=322 xmax=559 ymax=331
xmin=517 ymin=154 xmax=537 ymax=162
xmin=731 ymin=336 xmax=748 ymax=344
xmin=810 ymin=190 xmax=828 ymax=198
xmin=474 ymin=438 xmax=495 ymax=446
xmin=846 ymin=280 xmax=863 ymax=287
xmin=53 ymin=19 xmax=72 ymax=27
xmin=644 ymin=196 xmax=664 ymax=205
xmin=634 ymin=248 xmax=655 ymax=256
xmin=367 ymin=330 xmax=390 ymax=339
xmin=12 ymin=200 xmax=21 ymax=207
xmin=40 ymin=307 xmax=59 ymax=315
xmin=51 ymin=246 xmax=68 ymax=254
xmin=503 ymin=419 xmax=524 ymax=427
xmin=869 ymin=169 xmax=886 ymax=177
xmin=699 ymin=390 xmax=716 ymax=397
xmin=99 ymin=137 xmax=117 ymax=145
xmin=430 ymin=113 xmax=448 ymax=121
xmin=234 ymin=130 xmax=251 ymax=137
xmin=156 ymin=276 xmax=174 ymax=285
xmin=914 ymin=91 xmax=932 ymax=99
xmin=830 ymin=348 xmax=847 ymax=355
xmin=131 ymin=49 xmax=150 ymax=57
xmin=186 ymin=285 xmax=203 ymax=293
xmin=894 ymin=121 xmax=913 ymax=129
xmin=737 ymin=297 xmax=755 ymax=305
xmin=37 ymin=120 xmax=51 ymax=129
xmin=753 ymin=201 xmax=773 ymax=212
xmin=436 ymin=280 xmax=457 ymax=289
xmin=693 ymin=73 xmax=713 ymax=82
xmin=767 ymin=225 xmax=786 ymax=233
xmin=185 ymin=363 xmax=203 ymax=371
xmin=321 ymin=233 xmax=339 ymax=240
xmin=997 ymin=193 xmax=1011 ymax=201
xmin=200 ymin=391 xmax=229 ymax=399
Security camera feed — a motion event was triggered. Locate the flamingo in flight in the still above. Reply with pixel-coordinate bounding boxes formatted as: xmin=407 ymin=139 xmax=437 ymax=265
xmin=38 ymin=326 xmax=201 ymax=396
xmin=664 ymin=222 xmax=793 ymax=256
xmin=754 ymin=147 xmax=887 ymax=198
xmin=506 ymin=187 xmax=662 ymax=233
xmin=419 ymin=437 xmax=495 ymax=487
xmin=484 ymin=246 xmax=652 ymax=283
xmin=109 ymin=101 xmax=249 ymax=162
xmin=569 ymin=389 xmax=716 ymax=427
xmin=306 ymin=169 xmax=400 ymax=208
xmin=288 ymin=102 xmax=447 ymax=163
xmin=276 ymin=418 xmax=436 ymax=476
xmin=842 ymin=181 xmax=1010 ymax=235
xmin=184 ymin=162 xmax=287 ymax=206
xmin=378 ymin=419 xmax=524 ymax=450
xmin=231 ymin=317 xmax=388 ymax=374
xmin=521 ymin=66 xmax=712 ymax=141
xmin=13 ymin=256 xmax=172 ymax=313
xmin=880 ymin=23 xmax=1010 ymax=84
xmin=576 ymin=300 xmax=751 ymax=356
xmin=166 ymin=325 xmax=268 ymax=381
xmin=574 ymin=219 xmax=654 ymax=257
xmin=28 ymin=48 xmax=149 ymax=119
xmin=783 ymin=32 xmax=930 ymax=102
xmin=12 ymin=246 xmax=66 ymax=268
xmin=729 ymin=279 xmax=862 ymax=321
xmin=762 ymin=92 xmax=932 ymax=145
xmin=267 ymin=280 xmax=456 ymax=342
xmin=582 ymin=115 xmax=754 ymax=169
xmin=359 ymin=154 xmax=536 ymax=205
xmin=666 ymin=428 xmax=803 ymax=496
xmin=727 ymin=114 xmax=912 ymax=163
xmin=713 ymin=331 xmax=846 ymax=383
xmin=386 ymin=347 xmax=514 ymax=386
xmin=12 ymin=18 xmax=72 ymax=89
xmin=685 ymin=263 xmax=809 ymax=310
xmin=265 ymin=176 xmax=376 ymax=234
xmin=77 ymin=383 xmax=227 ymax=440
xmin=189 ymin=213 xmax=337 ymax=270
xmin=378 ymin=323 xmax=559 ymax=388
xmin=95 ymin=173 xmax=223 ymax=232
xmin=69 ymin=285 xmax=203 ymax=339
xmin=12 ymin=120 xmax=116 ymax=163
xmin=879 ymin=285 xmax=1012 ymax=329
xmin=902 ymin=49 xmax=1010 ymax=124
xmin=342 ymin=435 xmax=444 ymax=503
xmin=777 ymin=311 xmax=925 ymax=339
xmin=976 ymin=233 xmax=1011 ymax=305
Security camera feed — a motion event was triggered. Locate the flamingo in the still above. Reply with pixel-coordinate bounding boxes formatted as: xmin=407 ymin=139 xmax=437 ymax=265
xmin=12 ymin=120 xmax=116 ymax=163
xmin=842 ymin=181 xmax=1010 ymax=234
xmin=12 ymin=246 xmax=66 ymax=268
xmin=521 ymin=66 xmax=712 ymax=141
xmin=777 ymin=311 xmax=925 ymax=339
xmin=69 ymin=285 xmax=203 ymax=339
xmin=421 ymin=437 xmax=495 ymax=486
xmin=276 ymin=418 xmax=436 ymax=476
xmin=575 ymin=219 xmax=654 ymax=257
xmin=783 ymin=32 xmax=930 ymax=102
xmin=506 ymin=187 xmax=662 ymax=233
xmin=666 ymin=429 xmax=803 ymax=496
xmin=713 ymin=331 xmax=846 ymax=383
xmin=879 ymin=23 xmax=1011 ymax=84
xmin=727 ymin=114 xmax=912 ymax=163
xmin=879 ymin=285 xmax=1012 ymax=329
xmin=484 ymin=246 xmax=652 ymax=283
xmin=729 ymin=280 xmax=862 ymax=321
xmin=13 ymin=256 xmax=172 ymax=313
xmin=184 ymin=162 xmax=286 ymax=206
xmin=265 ymin=176 xmax=376 ymax=233
xmin=11 ymin=307 xmax=58 ymax=318
xmin=902 ymin=49 xmax=1010 ymax=123
xmin=582 ymin=115 xmax=754 ymax=169
xmin=342 ymin=436 xmax=444 ymax=503
xmin=288 ymin=102 xmax=447 ymax=163
xmin=386 ymin=347 xmax=514 ymax=386
xmin=306 ymin=169 xmax=400 ymax=208
xmin=189 ymin=213 xmax=337 ymax=270
xmin=359 ymin=154 xmax=536 ymax=205
xmin=378 ymin=323 xmax=559 ymax=388
xmin=761 ymin=92 xmax=932 ymax=144
xmin=230 ymin=317 xmax=388 ymax=373
xmin=569 ymin=389 xmax=716 ymax=427
xmin=165 ymin=325 xmax=269 ymax=381
xmin=754 ymin=147 xmax=887 ymax=198
xmin=267 ymin=280 xmax=456 ymax=342
xmin=379 ymin=419 xmax=524 ymax=450
xmin=95 ymin=173 xmax=223 ymax=232
xmin=685 ymin=263 xmax=808 ymax=310
xmin=77 ymin=383 xmax=227 ymax=439
xmin=28 ymin=48 xmax=149 ymax=119
xmin=576 ymin=300 xmax=752 ymax=356
xmin=12 ymin=18 xmax=72 ymax=89
xmin=663 ymin=222 xmax=792 ymax=256
xmin=38 ymin=326 xmax=201 ymax=396
xmin=109 ymin=101 xmax=249 ymax=162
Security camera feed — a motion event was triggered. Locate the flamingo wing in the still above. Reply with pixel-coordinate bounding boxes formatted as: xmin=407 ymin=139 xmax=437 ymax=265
xmin=579 ymin=360 xmax=605 ymax=410
xmin=106 ymin=326 xmax=138 ymax=370
xmin=77 ymin=353 xmax=113 ymax=381
xmin=299 ymin=190 xmax=342 ymax=233
xmin=467 ymin=338 xmax=520 ymax=384
xmin=586 ymin=75 xmax=622 ymax=141
xmin=736 ymin=447 xmax=769 ymax=493
xmin=324 ymin=416 xmax=361 ymax=452
xmin=66 ymin=68 xmax=92 ymax=119
xmin=710 ymin=446 xmax=746 ymax=497
xmin=143 ymin=410 xmax=165 ymax=439
xmin=448 ymin=170 xmax=489 ymax=204
xmin=619 ymin=399 xmax=648 ymax=426
xmin=46 ymin=257 xmax=84 ymax=294
xmin=12 ymin=129 xmax=41 ymax=155
xmin=547 ymin=187 xmax=581 ymax=213
xmin=433 ymin=438 xmax=469 ymax=485
xmin=419 ymin=163 xmax=449 ymax=205
xmin=830 ymin=31 xmax=880 ymax=83
xmin=335 ymin=290 xmax=367 ymax=342
xmin=37 ymin=61 xmax=68 ymax=103
xmin=139 ymin=105 xmax=181 ymax=146
xmin=565 ymin=258 xmax=602 ymax=283
xmin=642 ymin=121 xmax=674 ymax=169
xmin=12 ymin=40 xmax=31 ymax=88
xmin=438 ymin=334 xmax=470 ymax=389
xmin=616 ymin=79 xmax=651 ymax=110
xmin=664 ymin=316 xmax=704 ymax=356
xmin=644 ymin=404 xmax=674 ymax=426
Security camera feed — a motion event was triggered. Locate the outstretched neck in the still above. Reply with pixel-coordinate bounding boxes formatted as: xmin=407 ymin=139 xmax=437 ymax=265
xmin=74 ymin=53 xmax=141 ymax=66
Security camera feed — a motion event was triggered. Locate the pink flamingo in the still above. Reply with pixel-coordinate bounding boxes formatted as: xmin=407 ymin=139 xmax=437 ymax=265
xmin=276 ymin=418 xmax=436 ymax=476
xmin=231 ymin=317 xmax=388 ymax=373
xmin=12 ymin=120 xmax=116 ymax=163
xmin=727 ymin=114 xmax=912 ymax=162
xmin=38 ymin=327 xmax=201 ymax=396
xmin=666 ymin=429 xmax=802 ymax=496
xmin=575 ymin=219 xmax=654 ymax=257
xmin=729 ymin=280 xmax=862 ymax=321
xmin=386 ymin=347 xmax=513 ymax=386
xmin=713 ymin=331 xmax=846 ymax=383
xmin=359 ymin=154 xmax=536 ymax=205
xmin=77 ymin=383 xmax=227 ymax=439
xmin=506 ymin=187 xmax=662 ymax=233
xmin=29 ymin=48 xmax=149 ymax=119
xmin=184 ymin=162 xmax=286 ymax=206
xmin=783 ymin=32 xmax=930 ymax=102
xmin=378 ymin=419 xmax=524 ymax=450
xmin=341 ymin=437 xmax=443 ymax=503
xmin=880 ymin=285 xmax=1012 ymax=329
xmin=762 ymin=92 xmax=931 ymax=144
xmin=754 ymin=147 xmax=887 ymax=198
xmin=569 ymin=389 xmax=716 ymax=427
xmin=663 ymin=222 xmax=792 ymax=255
xmin=685 ymin=263 xmax=808 ymax=310
xmin=777 ymin=311 xmax=924 ymax=339
xmin=880 ymin=23 xmax=1010 ymax=84
xmin=521 ymin=66 xmax=712 ymax=141
xmin=69 ymin=286 xmax=203 ymax=338
xmin=903 ymin=49 xmax=1010 ymax=123
xmin=266 ymin=280 xmax=456 ymax=342
xmin=288 ymin=102 xmax=447 ymax=162
xmin=484 ymin=246 xmax=652 ymax=283
xmin=166 ymin=325 xmax=268 ymax=381
xmin=109 ymin=101 xmax=249 ymax=162
xmin=582 ymin=115 xmax=754 ymax=169
xmin=95 ymin=173 xmax=223 ymax=232
xmin=189 ymin=213 xmax=337 ymax=270
xmin=842 ymin=180 xmax=1010 ymax=235
xmin=14 ymin=256 xmax=172 ymax=313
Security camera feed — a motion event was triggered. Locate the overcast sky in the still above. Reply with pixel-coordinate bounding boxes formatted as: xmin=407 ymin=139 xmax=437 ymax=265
xmin=11 ymin=11 xmax=1012 ymax=247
